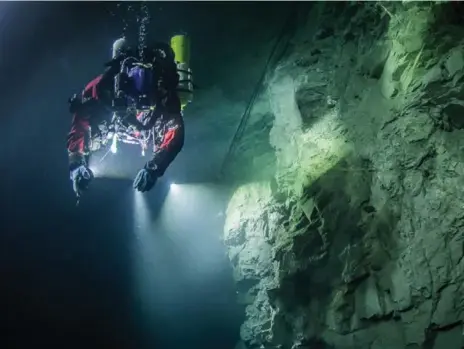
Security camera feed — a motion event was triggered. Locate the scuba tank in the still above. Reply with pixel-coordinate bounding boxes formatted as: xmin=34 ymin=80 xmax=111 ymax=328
xmin=170 ymin=34 xmax=193 ymax=110
xmin=127 ymin=64 xmax=154 ymax=111
xmin=111 ymin=37 xmax=155 ymax=112
xmin=110 ymin=35 xmax=194 ymax=112
xmin=108 ymin=38 xmax=156 ymax=156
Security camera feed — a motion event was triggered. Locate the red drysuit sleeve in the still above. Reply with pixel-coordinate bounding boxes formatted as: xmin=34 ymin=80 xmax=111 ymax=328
xmin=66 ymin=75 xmax=103 ymax=167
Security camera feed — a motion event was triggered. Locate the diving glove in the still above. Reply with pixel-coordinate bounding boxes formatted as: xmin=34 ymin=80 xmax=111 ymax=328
xmin=70 ymin=165 xmax=94 ymax=198
xmin=133 ymin=166 xmax=158 ymax=193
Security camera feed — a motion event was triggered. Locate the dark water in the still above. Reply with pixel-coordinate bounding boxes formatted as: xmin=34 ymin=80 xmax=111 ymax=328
xmin=0 ymin=1 xmax=295 ymax=347
xmin=0 ymin=3 xmax=245 ymax=348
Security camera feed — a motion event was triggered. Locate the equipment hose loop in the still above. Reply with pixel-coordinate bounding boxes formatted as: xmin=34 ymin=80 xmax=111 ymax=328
xmin=218 ymin=4 xmax=299 ymax=180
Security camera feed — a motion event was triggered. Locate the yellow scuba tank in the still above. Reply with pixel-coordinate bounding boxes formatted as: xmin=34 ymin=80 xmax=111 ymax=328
xmin=170 ymin=34 xmax=193 ymax=111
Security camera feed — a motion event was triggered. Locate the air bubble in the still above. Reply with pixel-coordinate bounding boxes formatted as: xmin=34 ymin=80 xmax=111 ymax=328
xmin=137 ymin=2 xmax=151 ymax=59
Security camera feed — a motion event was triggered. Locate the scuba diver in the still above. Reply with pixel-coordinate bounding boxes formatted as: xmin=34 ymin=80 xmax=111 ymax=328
xmin=67 ymin=36 xmax=193 ymax=201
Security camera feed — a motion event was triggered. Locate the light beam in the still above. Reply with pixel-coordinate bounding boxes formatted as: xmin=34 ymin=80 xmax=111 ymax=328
xmin=110 ymin=133 xmax=118 ymax=154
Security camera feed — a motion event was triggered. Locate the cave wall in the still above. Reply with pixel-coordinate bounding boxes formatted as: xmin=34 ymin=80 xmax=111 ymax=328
xmin=223 ymin=2 xmax=464 ymax=349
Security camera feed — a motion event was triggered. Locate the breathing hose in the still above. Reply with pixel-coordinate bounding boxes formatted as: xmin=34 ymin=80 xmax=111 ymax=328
xmin=218 ymin=5 xmax=298 ymax=180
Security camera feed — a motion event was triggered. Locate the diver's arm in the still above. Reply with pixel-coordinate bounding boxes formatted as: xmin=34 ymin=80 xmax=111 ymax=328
xmin=67 ymin=111 xmax=94 ymax=200
xmin=67 ymin=73 xmax=112 ymax=170
xmin=67 ymin=118 xmax=90 ymax=170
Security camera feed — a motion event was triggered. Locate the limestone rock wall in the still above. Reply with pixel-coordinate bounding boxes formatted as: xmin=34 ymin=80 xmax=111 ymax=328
xmin=224 ymin=2 xmax=464 ymax=349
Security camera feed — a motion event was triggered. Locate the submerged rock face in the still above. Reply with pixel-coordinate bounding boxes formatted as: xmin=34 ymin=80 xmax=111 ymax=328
xmin=224 ymin=2 xmax=464 ymax=349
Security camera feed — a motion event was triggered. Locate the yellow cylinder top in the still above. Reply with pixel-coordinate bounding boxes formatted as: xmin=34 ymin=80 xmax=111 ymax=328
xmin=170 ymin=34 xmax=190 ymax=64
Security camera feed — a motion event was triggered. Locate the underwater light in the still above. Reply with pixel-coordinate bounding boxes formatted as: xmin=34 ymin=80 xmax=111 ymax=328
xmin=110 ymin=133 xmax=118 ymax=154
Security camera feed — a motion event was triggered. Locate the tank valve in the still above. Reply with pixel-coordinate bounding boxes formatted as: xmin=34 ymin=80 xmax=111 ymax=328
xmin=112 ymin=37 xmax=128 ymax=59
xmin=170 ymin=34 xmax=193 ymax=110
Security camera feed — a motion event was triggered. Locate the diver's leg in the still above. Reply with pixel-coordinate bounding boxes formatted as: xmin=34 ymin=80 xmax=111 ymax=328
xmin=67 ymin=112 xmax=91 ymax=170
xmin=147 ymin=112 xmax=185 ymax=177
xmin=67 ymin=75 xmax=107 ymax=198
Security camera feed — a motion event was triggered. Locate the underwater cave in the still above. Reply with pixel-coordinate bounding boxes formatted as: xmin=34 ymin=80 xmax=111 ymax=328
xmin=1 ymin=2 xmax=464 ymax=349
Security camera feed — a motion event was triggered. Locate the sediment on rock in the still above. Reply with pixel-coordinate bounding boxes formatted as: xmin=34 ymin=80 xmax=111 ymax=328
xmin=224 ymin=2 xmax=464 ymax=349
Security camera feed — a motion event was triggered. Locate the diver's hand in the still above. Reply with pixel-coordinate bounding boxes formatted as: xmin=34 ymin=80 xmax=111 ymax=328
xmin=133 ymin=168 xmax=158 ymax=192
xmin=70 ymin=165 xmax=94 ymax=197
